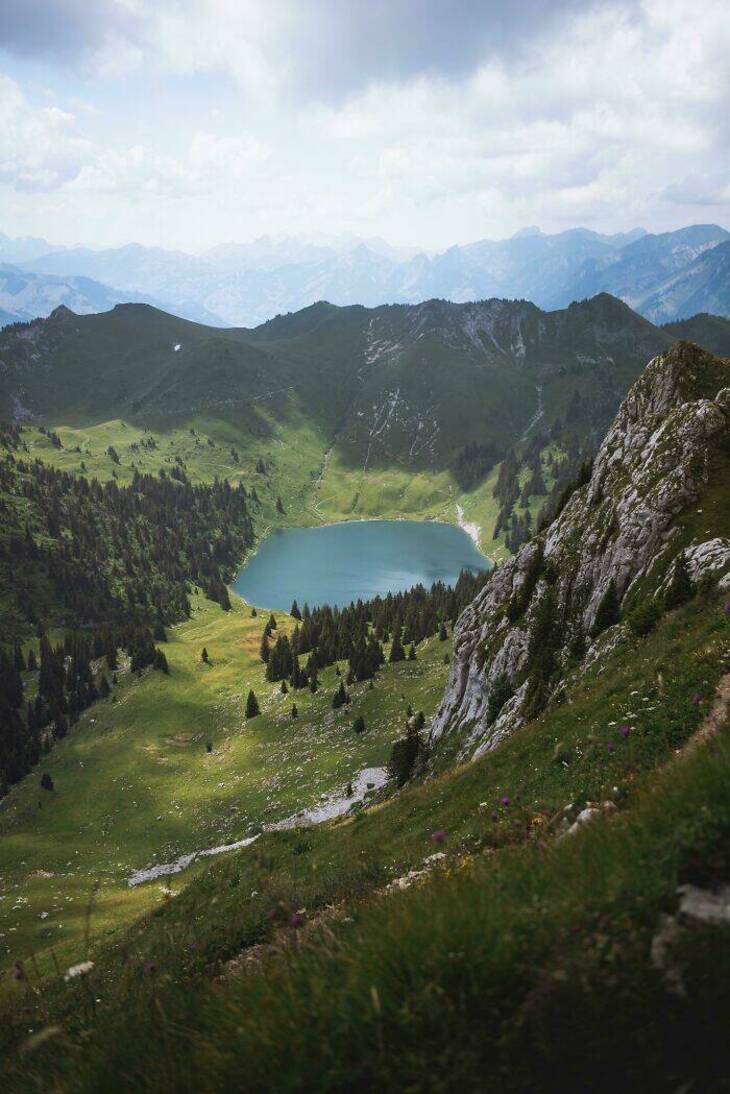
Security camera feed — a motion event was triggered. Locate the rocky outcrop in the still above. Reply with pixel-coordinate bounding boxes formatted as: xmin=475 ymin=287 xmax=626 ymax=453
xmin=430 ymin=341 xmax=730 ymax=761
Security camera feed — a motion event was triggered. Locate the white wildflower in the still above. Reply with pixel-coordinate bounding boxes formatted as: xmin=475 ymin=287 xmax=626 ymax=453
xmin=64 ymin=960 xmax=94 ymax=981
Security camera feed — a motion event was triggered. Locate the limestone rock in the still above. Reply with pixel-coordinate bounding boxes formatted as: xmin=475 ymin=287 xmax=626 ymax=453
xmin=430 ymin=342 xmax=730 ymax=762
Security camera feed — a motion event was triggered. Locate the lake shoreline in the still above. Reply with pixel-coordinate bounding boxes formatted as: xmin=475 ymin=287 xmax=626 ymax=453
xmin=233 ymin=517 xmax=492 ymax=612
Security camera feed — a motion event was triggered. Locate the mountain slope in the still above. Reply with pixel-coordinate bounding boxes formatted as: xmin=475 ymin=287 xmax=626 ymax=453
xmin=430 ymin=340 xmax=730 ymax=760
xmin=640 ymin=240 xmax=730 ymax=323
xmin=0 ymin=294 xmax=707 ymax=556
xmin=0 ymin=294 xmax=671 ymax=459
xmin=2 ymin=340 xmax=730 ymax=1091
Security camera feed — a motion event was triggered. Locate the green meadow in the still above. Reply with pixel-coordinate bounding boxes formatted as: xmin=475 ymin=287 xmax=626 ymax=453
xmin=0 ymin=593 xmax=450 ymax=984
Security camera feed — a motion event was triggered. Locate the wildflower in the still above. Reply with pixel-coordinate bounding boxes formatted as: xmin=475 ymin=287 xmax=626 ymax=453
xmin=12 ymin=961 xmax=25 ymax=981
xmin=143 ymin=961 xmax=157 ymax=975
xmin=620 ymin=724 xmax=631 ymax=739
xmin=607 ymin=742 xmax=616 ymax=753
xmin=500 ymin=795 xmax=510 ymax=807
xmin=692 ymin=693 xmax=703 ymax=706
xmin=724 ymin=602 xmax=730 ymax=615
xmin=431 ymin=830 xmax=446 ymax=845
xmin=491 ymin=811 xmax=498 ymax=821
xmin=64 ymin=960 xmax=94 ymax=981
xmin=289 ymin=911 xmax=306 ymax=927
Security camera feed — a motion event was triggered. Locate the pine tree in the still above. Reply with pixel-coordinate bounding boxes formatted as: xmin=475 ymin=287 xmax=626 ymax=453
xmin=245 ymin=689 xmax=260 ymax=718
xmin=332 ymin=680 xmax=349 ymax=709
xmin=438 ymin=621 xmax=448 ymax=641
xmin=407 ymin=643 xmax=417 ymax=661
xmin=592 ymin=579 xmax=621 ymax=637
xmin=389 ymin=628 xmax=406 ymax=663
xmin=276 ymin=497 xmax=285 ymax=514
xmin=251 ymin=607 xmax=258 ymax=617
xmin=353 ymin=715 xmax=366 ymax=734
xmin=280 ymin=679 xmax=288 ymax=694
xmin=40 ymin=772 xmax=54 ymax=792
xmin=27 ymin=648 xmax=38 ymax=672
xmin=259 ymin=633 xmax=270 ymax=663
xmin=388 ymin=726 xmax=420 ymax=786
xmin=290 ymin=600 xmax=302 ymax=620
xmin=291 ymin=703 xmax=298 ymax=719
xmin=665 ymin=551 xmax=695 ymax=610
xmin=201 ymin=647 xmax=209 ymax=663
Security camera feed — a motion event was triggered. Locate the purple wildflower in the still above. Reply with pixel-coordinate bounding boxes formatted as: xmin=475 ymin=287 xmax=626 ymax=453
xmin=431 ymin=830 xmax=446 ymax=845
xmin=724 ymin=602 xmax=730 ymax=615
xmin=692 ymin=693 xmax=703 ymax=706
xmin=607 ymin=742 xmax=616 ymax=753
xmin=620 ymin=724 xmax=631 ymax=739
xmin=289 ymin=911 xmax=306 ymax=928
xmin=491 ymin=811 xmax=498 ymax=822
xmin=12 ymin=961 xmax=25 ymax=981
xmin=500 ymin=795 xmax=511 ymax=807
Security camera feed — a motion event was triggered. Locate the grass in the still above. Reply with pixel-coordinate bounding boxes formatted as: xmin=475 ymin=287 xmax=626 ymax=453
xmin=0 ymin=593 xmax=450 ymax=986
xmin=1 ymin=592 xmax=728 ymax=1090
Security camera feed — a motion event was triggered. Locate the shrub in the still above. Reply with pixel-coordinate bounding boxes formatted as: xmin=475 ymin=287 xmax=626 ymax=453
xmin=627 ymin=597 xmax=663 ymax=638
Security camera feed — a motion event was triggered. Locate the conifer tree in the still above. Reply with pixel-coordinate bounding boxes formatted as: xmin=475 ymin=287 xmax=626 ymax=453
xmin=201 ymin=647 xmax=209 ymax=663
xmin=407 ymin=643 xmax=417 ymax=661
xmin=40 ymin=772 xmax=54 ymax=792
xmin=290 ymin=600 xmax=302 ymax=620
xmin=592 ymin=579 xmax=621 ymax=637
xmin=438 ymin=621 xmax=448 ymax=641
xmin=389 ymin=628 xmax=406 ymax=663
xmin=665 ymin=551 xmax=695 ymax=610
xmin=291 ymin=703 xmax=298 ymax=719
xmin=245 ymin=689 xmax=260 ymax=718
xmin=353 ymin=715 xmax=365 ymax=734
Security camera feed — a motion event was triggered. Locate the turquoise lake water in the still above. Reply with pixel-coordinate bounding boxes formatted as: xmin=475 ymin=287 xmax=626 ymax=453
xmin=232 ymin=520 xmax=490 ymax=611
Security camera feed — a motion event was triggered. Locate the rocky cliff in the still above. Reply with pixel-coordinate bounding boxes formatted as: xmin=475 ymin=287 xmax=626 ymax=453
xmin=430 ymin=340 xmax=730 ymax=761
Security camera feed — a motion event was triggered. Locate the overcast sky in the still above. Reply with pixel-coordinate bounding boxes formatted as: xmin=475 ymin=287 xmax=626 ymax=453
xmin=0 ymin=0 xmax=728 ymax=251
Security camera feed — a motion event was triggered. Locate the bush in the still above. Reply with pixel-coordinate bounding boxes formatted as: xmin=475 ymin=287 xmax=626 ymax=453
xmin=627 ymin=597 xmax=663 ymax=638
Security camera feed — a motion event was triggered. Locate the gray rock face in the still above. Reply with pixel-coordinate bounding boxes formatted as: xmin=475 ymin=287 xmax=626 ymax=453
xmin=430 ymin=342 xmax=730 ymax=762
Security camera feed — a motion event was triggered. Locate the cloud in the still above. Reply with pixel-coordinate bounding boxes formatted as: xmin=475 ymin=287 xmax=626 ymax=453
xmin=1 ymin=0 xmax=631 ymax=103
xmin=662 ymin=171 xmax=730 ymax=207
xmin=0 ymin=0 xmax=140 ymax=62
xmin=0 ymin=75 xmax=90 ymax=191
xmin=0 ymin=1 xmax=728 ymax=248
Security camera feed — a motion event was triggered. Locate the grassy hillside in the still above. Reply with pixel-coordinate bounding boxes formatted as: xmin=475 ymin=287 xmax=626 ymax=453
xmin=0 ymin=295 xmax=682 ymax=553
xmin=1 ymin=585 xmax=728 ymax=1090
xmin=0 ymin=592 xmax=451 ymax=983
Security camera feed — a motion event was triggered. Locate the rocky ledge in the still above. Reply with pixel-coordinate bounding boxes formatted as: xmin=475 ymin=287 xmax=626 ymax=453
xmin=429 ymin=341 xmax=730 ymax=761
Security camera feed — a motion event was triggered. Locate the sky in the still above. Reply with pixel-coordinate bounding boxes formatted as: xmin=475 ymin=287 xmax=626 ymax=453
xmin=0 ymin=0 xmax=729 ymax=252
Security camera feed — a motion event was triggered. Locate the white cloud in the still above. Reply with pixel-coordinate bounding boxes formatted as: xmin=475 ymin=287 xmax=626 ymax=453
xmin=0 ymin=1 xmax=728 ymax=248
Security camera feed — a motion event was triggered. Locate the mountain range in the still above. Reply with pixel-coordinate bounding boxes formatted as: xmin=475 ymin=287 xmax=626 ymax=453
xmin=2 ymin=223 xmax=729 ymax=329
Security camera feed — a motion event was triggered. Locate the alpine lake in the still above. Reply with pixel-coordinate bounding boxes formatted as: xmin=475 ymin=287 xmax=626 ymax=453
xmin=233 ymin=519 xmax=491 ymax=611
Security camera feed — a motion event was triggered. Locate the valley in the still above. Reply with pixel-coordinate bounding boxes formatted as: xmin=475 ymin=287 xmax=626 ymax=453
xmin=1 ymin=299 xmax=730 ymax=1091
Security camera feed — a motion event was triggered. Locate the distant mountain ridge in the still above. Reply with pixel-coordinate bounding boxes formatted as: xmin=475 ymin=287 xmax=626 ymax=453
xmin=3 ymin=223 xmax=729 ymax=328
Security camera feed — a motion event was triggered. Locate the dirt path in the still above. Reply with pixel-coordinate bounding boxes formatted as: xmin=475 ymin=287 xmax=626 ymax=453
xmin=680 ymin=673 xmax=730 ymax=758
